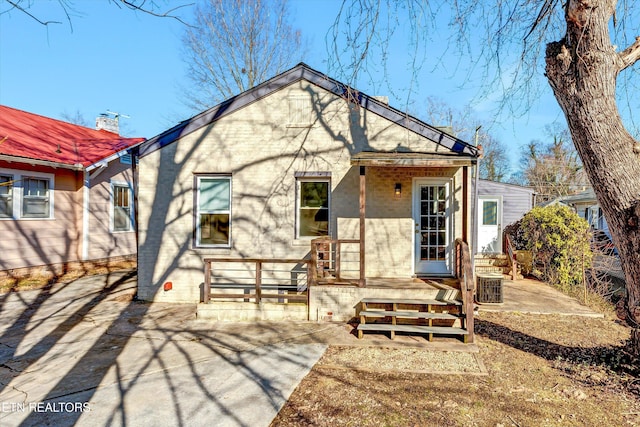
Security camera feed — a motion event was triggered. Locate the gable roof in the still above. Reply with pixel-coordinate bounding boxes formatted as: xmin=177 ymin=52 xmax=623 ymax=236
xmin=0 ymin=105 xmax=145 ymax=170
xmin=477 ymin=179 xmax=536 ymax=194
xmin=559 ymin=188 xmax=597 ymax=204
xmin=138 ymin=63 xmax=479 ymax=158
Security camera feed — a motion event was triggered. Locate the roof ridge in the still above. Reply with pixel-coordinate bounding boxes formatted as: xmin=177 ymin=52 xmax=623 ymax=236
xmin=0 ymin=104 xmax=97 ymax=133
xmin=138 ymin=63 xmax=479 ymax=158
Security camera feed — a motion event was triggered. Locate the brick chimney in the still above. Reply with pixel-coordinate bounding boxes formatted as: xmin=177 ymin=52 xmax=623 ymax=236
xmin=96 ymin=113 xmax=119 ymax=134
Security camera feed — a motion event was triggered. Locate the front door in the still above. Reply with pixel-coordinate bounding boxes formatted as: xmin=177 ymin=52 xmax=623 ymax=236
xmin=477 ymin=196 xmax=502 ymax=253
xmin=413 ymin=179 xmax=453 ymax=275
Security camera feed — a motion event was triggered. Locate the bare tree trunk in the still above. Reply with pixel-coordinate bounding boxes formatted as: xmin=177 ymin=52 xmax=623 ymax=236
xmin=545 ymin=0 xmax=640 ymax=353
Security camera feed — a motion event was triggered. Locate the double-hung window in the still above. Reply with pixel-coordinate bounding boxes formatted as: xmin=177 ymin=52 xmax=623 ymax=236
xmin=196 ymin=176 xmax=231 ymax=247
xmin=0 ymin=170 xmax=53 ymax=220
xmin=0 ymin=174 xmax=13 ymax=218
xmin=112 ymin=183 xmax=133 ymax=232
xmin=22 ymin=177 xmax=50 ymax=218
xmin=296 ymin=178 xmax=330 ymax=238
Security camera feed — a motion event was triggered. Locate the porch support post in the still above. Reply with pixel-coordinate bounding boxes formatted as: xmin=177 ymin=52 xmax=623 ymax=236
xmin=462 ymin=166 xmax=468 ymax=243
xmin=359 ymin=166 xmax=366 ymax=287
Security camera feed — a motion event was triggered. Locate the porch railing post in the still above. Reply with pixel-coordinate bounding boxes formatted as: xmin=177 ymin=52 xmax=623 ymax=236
xmin=255 ymin=261 xmax=262 ymax=304
xmin=359 ymin=166 xmax=366 ymax=287
xmin=455 ymin=239 xmax=475 ymax=344
xmin=310 ymin=240 xmax=318 ymax=286
xmin=508 ymin=234 xmax=518 ymax=281
xmin=335 ymin=240 xmax=341 ymax=281
xmin=204 ymin=259 xmax=211 ymax=303
xmin=306 ymin=261 xmax=311 ymax=320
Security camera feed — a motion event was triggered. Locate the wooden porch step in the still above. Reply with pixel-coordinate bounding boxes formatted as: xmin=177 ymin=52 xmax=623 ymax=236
xmin=357 ymin=297 xmax=467 ymax=342
xmin=359 ymin=310 xmax=461 ymax=320
xmin=356 ymin=323 xmax=469 ymax=342
xmin=360 ymin=297 xmax=462 ymax=306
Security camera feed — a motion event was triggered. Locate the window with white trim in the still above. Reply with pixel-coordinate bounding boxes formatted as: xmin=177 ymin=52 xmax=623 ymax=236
xmin=296 ymin=178 xmax=330 ymax=238
xmin=0 ymin=169 xmax=54 ymax=220
xmin=195 ymin=176 xmax=231 ymax=247
xmin=112 ymin=183 xmax=133 ymax=232
xmin=22 ymin=177 xmax=51 ymax=218
xmin=0 ymin=174 xmax=13 ymax=218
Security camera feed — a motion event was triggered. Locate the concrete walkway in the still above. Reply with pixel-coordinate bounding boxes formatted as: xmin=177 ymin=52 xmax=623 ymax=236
xmin=477 ymin=277 xmax=604 ymax=317
xmin=0 ymin=271 xmax=603 ymax=426
xmin=0 ymin=271 xmax=336 ymax=427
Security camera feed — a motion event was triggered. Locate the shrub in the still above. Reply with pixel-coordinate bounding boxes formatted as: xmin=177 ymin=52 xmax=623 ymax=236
xmin=518 ymin=204 xmax=592 ymax=292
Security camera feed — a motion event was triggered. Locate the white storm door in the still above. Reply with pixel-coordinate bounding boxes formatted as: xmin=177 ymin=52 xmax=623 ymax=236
xmin=413 ymin=179 xmax=453 ymax=275
xmin=477 ymin=196 xmax=502 ymax=253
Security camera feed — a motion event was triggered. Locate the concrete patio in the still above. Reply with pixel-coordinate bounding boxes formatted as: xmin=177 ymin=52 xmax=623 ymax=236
xmin=476 ymin=277 xmax=604 ymax=317
xmin=0 ymin=270 xmax=603 ymax=426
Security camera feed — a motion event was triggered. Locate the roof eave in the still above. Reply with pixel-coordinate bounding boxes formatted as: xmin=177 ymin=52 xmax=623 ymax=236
xmin=85 ymin=141 xmax=144 ymax=172
xmin=351 ymin=152 xmax=476 ymax=167
xmin=0 ymin=154 xmax=85 ymax=171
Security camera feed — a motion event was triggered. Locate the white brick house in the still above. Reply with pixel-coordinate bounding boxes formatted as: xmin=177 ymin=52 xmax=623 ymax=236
xmin=134 ymin=64 xmax=479 ymax=323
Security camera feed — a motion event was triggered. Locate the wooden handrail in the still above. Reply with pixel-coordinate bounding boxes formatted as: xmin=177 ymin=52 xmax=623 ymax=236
xmin=455 ymin=238 xmax=475 ymax=343
xmin=203 ymin=258 xmax=311 ymax=309
xmin=310 ymin=237 xmax=362 ymax=285
xmin=504 ymin=233 xmax=518 ymax=281
xmin=203 ymin=257 xmax=313 ymax=263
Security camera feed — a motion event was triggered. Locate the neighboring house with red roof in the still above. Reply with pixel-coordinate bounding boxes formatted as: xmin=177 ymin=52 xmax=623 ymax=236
xmin=0 ymin=105 xmax=144 ymax=278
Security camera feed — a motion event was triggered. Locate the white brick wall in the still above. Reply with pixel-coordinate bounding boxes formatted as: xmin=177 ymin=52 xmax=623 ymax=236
xmin=137 ymin=81 xmax=471 ymax=302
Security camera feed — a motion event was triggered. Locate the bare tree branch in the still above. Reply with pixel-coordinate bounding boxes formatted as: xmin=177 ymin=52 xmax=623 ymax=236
xmin=117 ymin=0 xmax=194 ymax=27
xmin=180 ymin=0 xmax=305 ymax=111
xmin=1 ymin=0 xmax=194 ymax=30
xmin=620 ymin=36 xmax=640 ymax=71
xmin=3 ymin=0 xmax=64 ymax=26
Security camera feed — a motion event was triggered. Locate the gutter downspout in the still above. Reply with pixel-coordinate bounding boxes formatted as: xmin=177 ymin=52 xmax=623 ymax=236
xmin=131 ymin=146 xmax=139 ymax=299
xmin=82 ymin=170 xmax=90 ymax=261
xmin=472 ymin=126 xmax=482 ymax=274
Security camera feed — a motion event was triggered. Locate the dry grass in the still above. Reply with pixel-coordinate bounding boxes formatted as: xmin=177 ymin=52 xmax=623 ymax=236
xmin=0 ymin=260 xmax=136 ymax=294
xmin=272 ymin=312 xmax=640 ymax=426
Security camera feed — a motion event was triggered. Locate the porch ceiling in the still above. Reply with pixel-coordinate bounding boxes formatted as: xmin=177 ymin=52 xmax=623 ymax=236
xmin=351 ymin=152 xmax=475 ymax=167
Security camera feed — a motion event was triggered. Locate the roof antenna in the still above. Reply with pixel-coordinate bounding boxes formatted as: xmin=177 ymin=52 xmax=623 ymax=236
xmin=55 ymin=144 xmax=62 ymax=153
xmin=105 ymin=110 xmax=131 ymax=121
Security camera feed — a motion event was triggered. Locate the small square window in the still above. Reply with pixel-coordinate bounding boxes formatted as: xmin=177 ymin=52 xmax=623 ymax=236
xmin=288 ymin=96 xmax=313 ymax=127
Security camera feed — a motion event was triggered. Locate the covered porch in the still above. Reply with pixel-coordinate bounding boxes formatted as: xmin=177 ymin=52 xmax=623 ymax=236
xmin=336 ymin=151 xmax=475 ymax=282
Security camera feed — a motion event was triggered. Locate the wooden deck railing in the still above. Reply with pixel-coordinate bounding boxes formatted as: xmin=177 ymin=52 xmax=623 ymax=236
xmin=455 ymin=238 xmax=475 ymax=343
xmin=504 ymin=233 xmax=519 ymax=281
xmin=203 ymin=258 xmax=311 ymax=306
xmin=310 ymin=237 xmax=364 ymax=286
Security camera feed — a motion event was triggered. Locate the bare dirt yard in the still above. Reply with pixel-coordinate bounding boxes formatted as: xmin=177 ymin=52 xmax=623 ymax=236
xmin=272 ymin=312 xmax=640 ymax=426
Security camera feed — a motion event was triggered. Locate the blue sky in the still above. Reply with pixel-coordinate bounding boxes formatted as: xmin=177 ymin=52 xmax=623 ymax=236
xmin=0 ymin=0 xmax=567 ymax=171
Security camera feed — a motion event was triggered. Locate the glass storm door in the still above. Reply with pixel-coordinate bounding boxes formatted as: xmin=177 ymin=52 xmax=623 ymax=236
xmin=477 ymin=196 xmax=502 ymax=253
xmin=413 ymin=180 xmax=452 ymax=275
